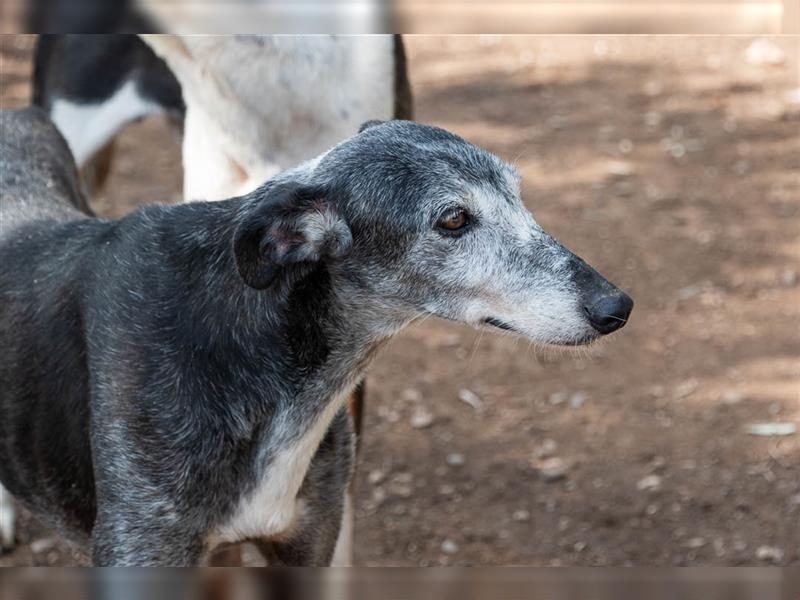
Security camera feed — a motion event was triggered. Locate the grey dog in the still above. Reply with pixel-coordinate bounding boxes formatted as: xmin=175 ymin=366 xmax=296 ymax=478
xmin=0 ymin=108 xmax=632 ymax=565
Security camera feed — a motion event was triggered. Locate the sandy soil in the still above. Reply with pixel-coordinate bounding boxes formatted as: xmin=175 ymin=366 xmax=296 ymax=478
xmin=1 ymin=34 xmax=798 ymax=566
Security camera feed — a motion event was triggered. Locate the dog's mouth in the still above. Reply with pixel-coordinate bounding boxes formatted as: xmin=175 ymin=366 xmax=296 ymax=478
xmin=482 ymin=317 xmax=600 ymax=347
xmin=482 ymin=317 xmax=518 ymax=333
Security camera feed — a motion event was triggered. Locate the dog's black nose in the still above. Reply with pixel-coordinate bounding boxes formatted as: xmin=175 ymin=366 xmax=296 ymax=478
xmin=584 ymin=292 xmax=633 ymax=334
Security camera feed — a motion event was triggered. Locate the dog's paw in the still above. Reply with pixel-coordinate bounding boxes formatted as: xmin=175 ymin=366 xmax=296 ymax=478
xmin=0 ymin=486 xmax=15 ymax=552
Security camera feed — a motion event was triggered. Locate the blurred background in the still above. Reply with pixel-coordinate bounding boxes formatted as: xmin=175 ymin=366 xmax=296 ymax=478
xmin=1 ymin=0 xmax=798 ymax=33
xmin=0 ymin=34 xmax=798 ymax=567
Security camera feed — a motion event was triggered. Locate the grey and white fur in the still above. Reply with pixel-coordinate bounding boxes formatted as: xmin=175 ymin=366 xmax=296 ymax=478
xmin=32 ymin=32 xmax=412 ymax=565
xmin=0 ymin=110 xmax=632 ymax=565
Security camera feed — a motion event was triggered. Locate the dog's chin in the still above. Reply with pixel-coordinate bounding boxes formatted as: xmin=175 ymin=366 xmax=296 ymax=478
xmin=481 ymin=317 xmax=600 ymax=347
xmin=555 ymin=333 xmax=601 ymax=347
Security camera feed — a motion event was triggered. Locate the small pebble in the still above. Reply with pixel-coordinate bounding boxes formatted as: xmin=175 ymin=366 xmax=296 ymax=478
xmin=538 ymin=457 xmax=569 ymax=482
xmin=401 ymin=388 xmax=422 ymax=402
xmin=389 ymin=484 xmax=413 ymax=499
xmin=644 ymin=111 xmax=663 ymax=127
xmin=410 ymin=407 xmax=434 ymax=429
xmin=441 ymin=539 xmax=459 ymax=554
xmin=512 ymin=509 xmax=530 ymax=522
xmin=438 ymin=484 xmax=455 ymax=496
xmin=446 ymin=452 xmax=465 ymax=466
xmin=674 ymin=379 xmax=698 ymax=399
xmin=30 ymin=538 xmax=57 ymax=554
xmin=721 ymin=390 xmax=743 ymax=405
xmin=386 ymin=474 xmax=413 ymax=500
xmin=377 ymin=406 xmax=401 ymax=423
xmin=457 ymin=388 xmax=485 ymax=414
xmin=678 ymin=285 xmax=701 ymax=300
xmin=606 ymin=161 xmax=635 ymax=177
xmin=618 ymin=139 xmax=634 ymax=154
xmin=744 ymin=423 xmax=796 ymax=437
xmin=569 ymin=392 xmax=587 ymax=409
xmin=534 ymin=438 xmax=558 ymax=459
xmin=755 ymin=545 xmax=784 ymax=563
xmin=368 ymin=469 xmax=385 ymax=485
xmin=637 ymin=474 xmax=663 ymax=493
xmin=670 ymin=143 xmax=686 ymax=158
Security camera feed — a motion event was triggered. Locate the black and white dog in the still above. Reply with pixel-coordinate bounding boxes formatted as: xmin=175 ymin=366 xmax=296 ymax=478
xmin=33 ymin=33 xmax=185 ymax=194
xmin=33 ymin=34 xmax=411 ymax=201
xmin=0 ymin=109 xmax=632 ymax=565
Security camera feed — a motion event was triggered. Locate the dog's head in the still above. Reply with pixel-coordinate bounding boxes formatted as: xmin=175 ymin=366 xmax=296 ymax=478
xmin=234 ymin=120 xmax=632 ymax=346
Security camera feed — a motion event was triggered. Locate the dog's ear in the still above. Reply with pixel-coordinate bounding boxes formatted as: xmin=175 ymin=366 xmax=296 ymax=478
xmin=359 ymin=120 xmax=385 ymax=133
xmin=233 ymin=183 xmax=352 ymax=290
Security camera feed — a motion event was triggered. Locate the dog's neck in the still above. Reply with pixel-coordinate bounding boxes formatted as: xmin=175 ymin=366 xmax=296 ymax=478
xmin=201 ymin=223 xmax=416 ymax=543
xmin=170 ymin=197 xmax=414 ymax=421
xmin=165 ymin=198 xmax=415 ymax=401
xmin=277 ymin=265 xmax=414 ymax=414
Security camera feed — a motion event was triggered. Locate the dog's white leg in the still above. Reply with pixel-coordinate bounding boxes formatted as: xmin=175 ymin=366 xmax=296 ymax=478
xmin=181 ymin=106 xmax=251 ymax=202
xmin=0 ymin=484 xmax=15 ymax=551
xmin=330 ymin=490 xmax=354 ymax=567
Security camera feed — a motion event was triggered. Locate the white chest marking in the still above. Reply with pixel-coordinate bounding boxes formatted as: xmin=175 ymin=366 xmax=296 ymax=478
xmin=209 ymin=391 xmax=349 ymax=546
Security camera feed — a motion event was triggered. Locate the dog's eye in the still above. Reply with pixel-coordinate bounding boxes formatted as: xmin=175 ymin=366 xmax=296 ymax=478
xmin=436 ymin=208 xmax=469 ymax=232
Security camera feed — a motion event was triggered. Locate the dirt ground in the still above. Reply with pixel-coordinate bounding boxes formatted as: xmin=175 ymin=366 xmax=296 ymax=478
xmin=1 ymin=35 xmax=798 ymax=567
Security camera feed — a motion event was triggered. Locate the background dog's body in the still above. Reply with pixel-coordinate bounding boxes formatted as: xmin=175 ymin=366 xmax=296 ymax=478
xmin=33 ymin=34 xmax=184 ymax=167
xmin=33 ymin=34 xmax=184 ymax=194
xmin=33 ymin=34 xmax=411 ymax=201
xmin=141 ymin=35 xmax=412 ymax=201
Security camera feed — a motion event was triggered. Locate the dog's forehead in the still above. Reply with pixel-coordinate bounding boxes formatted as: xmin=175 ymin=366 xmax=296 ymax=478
xmin=345 ymin=122 xmax=520 ymax=194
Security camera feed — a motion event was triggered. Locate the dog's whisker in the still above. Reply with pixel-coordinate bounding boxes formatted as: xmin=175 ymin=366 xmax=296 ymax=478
xmin=468 ymin=327 xmax=487 ymax=367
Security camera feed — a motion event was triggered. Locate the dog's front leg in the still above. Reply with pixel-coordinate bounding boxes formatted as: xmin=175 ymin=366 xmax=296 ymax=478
xmin=92 ymin=509 xmax=204 ymax=566
xmin=254 ymin=408 xmax=355 ymax=566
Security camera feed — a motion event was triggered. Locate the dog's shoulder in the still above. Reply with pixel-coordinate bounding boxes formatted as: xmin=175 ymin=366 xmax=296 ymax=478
xmin=0 ymin=107 xmax=91 ymax=233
